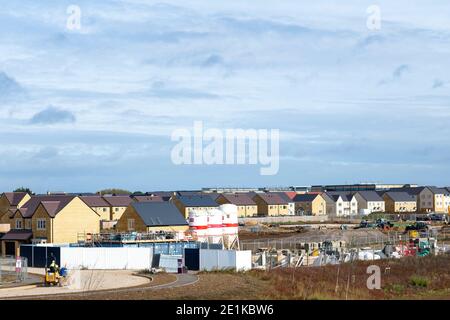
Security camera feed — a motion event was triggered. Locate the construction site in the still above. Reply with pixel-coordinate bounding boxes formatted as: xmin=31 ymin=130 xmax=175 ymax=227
xmin=1 ymin=205 xmax=449 ymax=299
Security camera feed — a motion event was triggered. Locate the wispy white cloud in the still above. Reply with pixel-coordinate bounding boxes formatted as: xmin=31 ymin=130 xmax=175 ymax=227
xmin=1 ymin=1 xmax=450 ymax=191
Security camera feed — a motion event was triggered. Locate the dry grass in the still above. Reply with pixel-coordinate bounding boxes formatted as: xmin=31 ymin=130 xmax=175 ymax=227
xmin=33 ymin=255 xmax=450 ymax=300
xmin=251 ymin=255 xmax=450 ymax=300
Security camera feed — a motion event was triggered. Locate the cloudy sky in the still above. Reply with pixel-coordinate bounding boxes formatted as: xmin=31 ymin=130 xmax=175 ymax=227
xmin=1 ymin=0 xmax=450 ymax=193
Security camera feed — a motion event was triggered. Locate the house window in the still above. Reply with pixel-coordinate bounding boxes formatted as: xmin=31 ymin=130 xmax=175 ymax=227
xmin=103 ymin=208 xmax=107 ymax=212
xmin=15 ymin=219 xmax=23 ymax=229
xmin=37 ymin=219 xmax=46 ymax=230
xmin=128 ymin=219 xmax=135 ymax=231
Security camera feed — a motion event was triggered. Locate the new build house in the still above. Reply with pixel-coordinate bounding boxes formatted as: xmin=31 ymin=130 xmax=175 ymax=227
xmin=446 ymin=187 xmax=450 ymax=213
xmin=0 ymin=192 xmax=31 ymax=215
xmin=0 ymin=192 xmax=31 ymax=228
xmin=399 ymin=186 xmax=449 ymax=213
xmin=116 ymin=202 xmax=188 ymax=233
xmin=173 ymin=195 xmax=219 ymax=218
xmin=427 ymin=187 xmax=450 ymax=214
xmin=326 ymin=192 xmax=358 ymax=217
xmin=80 ymin=196 xmax=111 ymax=220
xmin=216 ymin=193 xmax=258 ymax=217
xmin=102 ymin=195 xmax=133 ymax=220
xmin=354 ymin=191 xmax=385 ymax=215
xmin=271 ymin=192 xmax=296 ymax=216
xmin=383 ymin=192 xmax=417 ymax=213
xmin=252 ymin=193 xmax=290 ymax=216
xmin=1 ymin=195 xmax=100 ymax=256
xmin=321 ymin=193 xmax=337 ymax=216
xmin=293 ymin=193 xmax=327 ymax=216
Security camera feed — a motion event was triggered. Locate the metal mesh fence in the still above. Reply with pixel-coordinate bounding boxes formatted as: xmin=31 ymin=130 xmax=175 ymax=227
xmin=0 ymin=256 xmax=28 ymax=284
xmin=241 ymin=229 xmax=450 ymax=253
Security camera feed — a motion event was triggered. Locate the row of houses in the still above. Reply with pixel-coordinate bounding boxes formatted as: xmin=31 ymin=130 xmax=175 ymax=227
xmin=173 ymin=187 xmax=450 ymax=217
xmin=1 ymin=185 xmax=449 ymax=256
xmin=0 ymin=192 xmax=188 ymax=256
xmin=292 ymin=187 xmax=450 ymax=216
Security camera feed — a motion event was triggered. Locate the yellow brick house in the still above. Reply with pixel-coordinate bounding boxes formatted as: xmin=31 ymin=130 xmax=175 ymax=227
xmin=102 ymin=195 xmax=133 ymax=220
xmin=252 ymin=193 xmax=289 ymax=216
xmin=172 ymin=195 xmax=219 ymax=219
xmin=0 ymin=192 xmax=31 ymax=227
xmin=293 ymin=193 xmax=327 ymax=216
xmin=1 ymin=195 xmax=100 ymax=256
xmin=216 ymin=193 xmax=258 ymax=217
xmin=80 ymin=196 xmax=112 ymax=220
xmin=116 ymin=202 xmax=188 ymax=233
xmin=383 ymin=192 xmax=417 ymax=213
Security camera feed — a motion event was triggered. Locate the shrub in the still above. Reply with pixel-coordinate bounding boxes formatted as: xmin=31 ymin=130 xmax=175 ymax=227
xmin=409 ymin=276 xmax=428 ymax=288
xmin=138 ymin=269 xmax=152 ymax=274
xmin=385 ymin=283 xmax=405 ymax=294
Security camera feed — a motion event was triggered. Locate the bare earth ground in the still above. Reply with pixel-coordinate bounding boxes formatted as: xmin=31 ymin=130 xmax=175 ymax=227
xmin=240 ymin=228 xmax=388 ymax=243
xmin=31 ymin=255 xmax=450 ymax=300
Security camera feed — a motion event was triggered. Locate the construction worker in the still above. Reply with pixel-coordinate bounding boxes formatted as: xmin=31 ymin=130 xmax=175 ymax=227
xmin=49 ymin=260 xmax=59 ymax=274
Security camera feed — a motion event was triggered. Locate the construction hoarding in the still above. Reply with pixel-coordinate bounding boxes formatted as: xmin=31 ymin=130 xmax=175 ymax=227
xmin=199 ymin=249 xmax=252 ymax=271
xmin=59 ymin=247 xmax=154 ymax=270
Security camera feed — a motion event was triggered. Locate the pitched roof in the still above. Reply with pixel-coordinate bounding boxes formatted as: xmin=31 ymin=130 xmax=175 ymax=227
xmin=3 ymin=192 xmax=28 ymax=206
xmin=428 ymin=187 xmax=450 ymax=195
xmin=392 ymin=187 xmax=424 ymax=195
xmin=40 ymin=201 xmax=63 ymax=217
xmin=271 ymin=192 xmax=295 ymax=203
xmin=355 ymin=191 xmax=383 ymax=202
xmin=177 ymin=191 xmax=202 ymax=196
xmin=176 ymin=195 xmax=219 ymax=207
xmin=384 ymin=191 xmax=416 ymax=202
xmin=326 ymin=192 xmax=353 ymax=202
xmin=132 ymin=195 xmax=164 ymax=202
xmin=253 ymin=193 xmax=287 ymax=205
xmin=220 ymin=194 xmax=256 ymax=205
xmin=80 ymin=196 xmax=110 ymax=207
xmin=151 ymin=191 xmax=175 ymax=198
xmin=293 ymin=194 xmax=320 ymax=202
xmin=1 ymin=230 xmax=33 ymax=241
xmin=102 ymin=195 xmax=133 ymax=207
xmin=18 ymin=195 xmax=75 ymax=218
xmin=205 ymin=193 xmax=221 ymax=201
xmin=283 ymin=192 xmax=298 ymax=200
xmin=132 ymin=202 xmax=187 ymax=227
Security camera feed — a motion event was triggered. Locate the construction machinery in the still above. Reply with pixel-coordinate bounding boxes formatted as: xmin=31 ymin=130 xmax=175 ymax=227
xmin=44 ymin=271 xmax=61 ymax=286
xmin=358 ymin=218 xmax=393 ymax=231
xmin=405 ymin=222 xmax=429 ymax=233
xmin=44 ymin=263 xmax=67 ymax=287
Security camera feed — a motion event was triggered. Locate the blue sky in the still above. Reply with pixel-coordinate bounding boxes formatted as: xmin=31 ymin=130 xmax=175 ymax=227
xmin=1 ymin=0 xmax=450 ymax=193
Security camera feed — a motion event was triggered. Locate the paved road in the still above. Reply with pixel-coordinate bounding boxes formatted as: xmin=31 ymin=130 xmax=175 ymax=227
xmin=0 ymin=269 xmax=150 ymax=299
xmin=0 ymin=272 xmax=199 ymax=299
xmin=149 ymin=273 xmax=199 ymax=290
